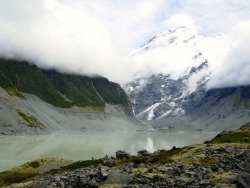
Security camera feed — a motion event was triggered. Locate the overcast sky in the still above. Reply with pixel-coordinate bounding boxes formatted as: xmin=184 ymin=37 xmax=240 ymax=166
xmin=0 ymin=0 xmax=250 ymax=87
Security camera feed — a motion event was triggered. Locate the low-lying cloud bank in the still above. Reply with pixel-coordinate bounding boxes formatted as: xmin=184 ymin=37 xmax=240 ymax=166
xmin=207 ymin=21 xmax=250 ymax=89
xmin=0 ymin=0 xmax=250 ymax=89
xmin=0 ymin=0 xmax=134 ymax=83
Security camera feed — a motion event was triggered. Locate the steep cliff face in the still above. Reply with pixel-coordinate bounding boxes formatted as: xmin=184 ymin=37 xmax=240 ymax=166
xmin=0 ymin=58 xmax=140 ymax=135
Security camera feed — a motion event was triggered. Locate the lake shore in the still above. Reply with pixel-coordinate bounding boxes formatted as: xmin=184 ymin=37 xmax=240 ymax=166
xmin=0 ymin=123 xmax=250 ymax=187
xmin=0 ymin=130 xmax=218 ymax=173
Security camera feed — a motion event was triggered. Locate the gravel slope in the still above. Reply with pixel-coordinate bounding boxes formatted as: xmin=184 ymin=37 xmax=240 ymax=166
xmin=0 ymin=87 xmax=143 ymax=135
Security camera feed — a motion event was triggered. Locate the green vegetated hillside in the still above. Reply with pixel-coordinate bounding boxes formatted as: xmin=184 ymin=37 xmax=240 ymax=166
xmin=0 ymin=58 xmax=130 ymax=109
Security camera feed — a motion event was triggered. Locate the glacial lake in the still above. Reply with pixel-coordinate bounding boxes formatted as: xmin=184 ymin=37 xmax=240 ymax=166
xmin=0 ymin=130 xmax=219 ymax=172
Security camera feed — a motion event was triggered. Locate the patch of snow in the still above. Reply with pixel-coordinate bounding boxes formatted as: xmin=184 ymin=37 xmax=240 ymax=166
xmin=172 ymin=108 xmax=185 ymax=116
xmin=156 ymin=110 xmax=172 ymax=119
xmin=125 ymin=26 xmax=232 ymax=120
xmin=186 ymin=67 xmax=211 ymax=94
xmin=169 ymin=102 xmax=176 ymax=107
xmin=136 ymin=103 xmax=161 ymax=120
xmin=147 ymin=103 xmax=161 ymax=120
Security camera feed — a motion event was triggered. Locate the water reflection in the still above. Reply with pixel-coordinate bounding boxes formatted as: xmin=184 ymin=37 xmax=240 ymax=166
xmin=0 ymin=130 xmax=218 ymax=172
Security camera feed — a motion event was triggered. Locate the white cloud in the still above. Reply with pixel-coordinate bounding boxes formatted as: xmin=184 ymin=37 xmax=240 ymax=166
xmin=0 ymin=0 xmax=250 ymax=87
xmin=130 ymin=26 xmax=231 ymax=81
xmin=0 ymin=0 xmax=135 ymax=83
xmin=165 ymin=13 xmax=197 ymax=34
xmin=207 ymin=20 xmax=250 ymax=89
xmin=171 ymin=0 xmax=250 ymax=35
xmin=64 ymin=0 xmax=166 ymax=51
xmin=132 ymin=44 xmax=198 ymax=79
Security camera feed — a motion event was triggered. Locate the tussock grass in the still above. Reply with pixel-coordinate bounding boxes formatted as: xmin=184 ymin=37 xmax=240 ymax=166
xmin=210 ymin=171 xmax=236 ymax=182
xmin=0 ymin=171 xmax=36 ymax=186
xmin=210 ymin=122 xmax=250 ymax=144
xmin=4 ymin=87 xmax=25 ymax=99
xmin=16 ymin=109 xmax=45 ymax=128
xmin=61 ymin=159 xmax=104 ymax=171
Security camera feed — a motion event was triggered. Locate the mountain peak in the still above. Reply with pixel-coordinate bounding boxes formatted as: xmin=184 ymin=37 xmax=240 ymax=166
xmin=131 ymin=27 xmax=230 ymax=81
xmin=125 ymin=28 xmax=237 ymax=126
xmin=134 ymin=27 xmax=196 ymax=53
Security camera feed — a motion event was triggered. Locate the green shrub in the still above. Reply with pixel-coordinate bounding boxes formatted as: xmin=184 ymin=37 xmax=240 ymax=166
xmin=61 ymin=159 xmax=103 ymax=171
xmin=16 ymin=109 xmax=45 ymax=128
xmin=4 ymin=87 xmax=26 ymax=99
xmin=0 ymin=171 xmax=36 ymax=186
xmin=29 ymin=161 xmax=40 ymax=168
xmin=210 ymin=131 xmax=250 ymax=144
xmin=148 ymin=147 xmax=187 ymax=164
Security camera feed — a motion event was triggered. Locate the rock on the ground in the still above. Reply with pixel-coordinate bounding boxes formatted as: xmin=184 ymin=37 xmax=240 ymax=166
xmin=116 ymin=150 xmax=131 ymax=159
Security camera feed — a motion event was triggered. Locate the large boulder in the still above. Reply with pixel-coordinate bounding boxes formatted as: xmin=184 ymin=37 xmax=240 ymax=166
xmin=116 ymin=150 xmax=131 ymax=159
xmin=137 ymin=149 xmax=151 ymax=156
xmin=103 ymin=170 xmax=133 ymax=184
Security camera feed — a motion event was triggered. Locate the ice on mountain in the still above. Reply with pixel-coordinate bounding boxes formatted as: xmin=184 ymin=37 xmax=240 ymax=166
xmin=124 ymin=26 xmax=231 ymax=120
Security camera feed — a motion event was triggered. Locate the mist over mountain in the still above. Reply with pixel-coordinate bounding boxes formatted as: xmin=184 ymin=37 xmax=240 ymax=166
xmin=0 ymin=0 xmax=250 ymax=86
xmin=124 ymin=27 xmax=250 ymax=130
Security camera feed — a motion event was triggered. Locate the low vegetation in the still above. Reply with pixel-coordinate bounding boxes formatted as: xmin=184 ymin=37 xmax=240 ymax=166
xmin=61 ymin=159 xmax=104 ymax=171
xmin=29 ymin=161 xmax=40 ymax=168
xmin=184 ymin=157 xmax=218 ymax=166
xmin=210 ymin=122 xmax=250 ymax=144
xmin=0 ymin=171 xmax=36 ymax=185
xmin=0 ymin=158 xmax=72 ymax=186
xmin=210 ymin=171 xmax=236 ymax=182
xmin=115 ymin=146 xmax=187 ymax=167
xmin=148 ymin=146 xmax=187 ymax=164
xmin=16 ymin=109 xmax=46 ymax=128
xmin=0 ymin=58 xmax=130 ymax=109
xmin=4 ymin=87 xmax=26 ymax=99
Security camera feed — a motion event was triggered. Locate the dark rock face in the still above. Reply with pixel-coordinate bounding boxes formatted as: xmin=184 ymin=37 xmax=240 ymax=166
xmin=124 ymin=73 xmax=204 ymax=119
xmin=125 ymin=70 xmax=250 ymax=120
xmin=125 ymin=69 xmax=250 ymax=131
xmin=124 ymin=55 xmax=250 ymax=130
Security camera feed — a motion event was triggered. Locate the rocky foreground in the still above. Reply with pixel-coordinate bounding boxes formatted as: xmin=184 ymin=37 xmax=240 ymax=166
xmin=1 ymin=123 xmax=250 ymax=188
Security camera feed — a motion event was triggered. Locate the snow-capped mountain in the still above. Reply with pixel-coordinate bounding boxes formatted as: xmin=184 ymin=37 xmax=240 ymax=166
xmin=124 ymin=26 xmax=250 ymax=130
xmin=124 ymin=62 xmax=209 ymax=120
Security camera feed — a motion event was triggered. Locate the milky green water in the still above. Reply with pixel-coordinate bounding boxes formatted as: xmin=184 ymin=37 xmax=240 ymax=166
xmin=0 ymin=130 xmax=218 ymax=172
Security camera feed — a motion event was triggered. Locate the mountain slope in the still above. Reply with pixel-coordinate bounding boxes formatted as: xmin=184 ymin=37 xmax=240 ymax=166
xmin=0 ymin=58 xmax=130 ymax=109
xmin=0 ymin=58 xmax=141 ymax=135
xmin=125 ymin=27 xmax=226 ymax=120
xmin=124 ymin=27 xmax=250 ymax=130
